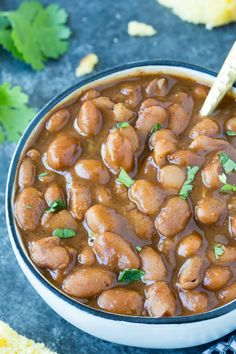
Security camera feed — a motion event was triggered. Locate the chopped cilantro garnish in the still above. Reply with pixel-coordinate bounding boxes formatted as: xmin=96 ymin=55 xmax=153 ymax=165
xmin=117 ymin=169 xmax=134 ymax=188
xmin=47 ymin=199 xmax=66 ymax=213
xmin=220 ymin=152 xmax=236 ymax=174
xmin=225 ymin=131 xmax=236 ymax=136
xmin=37 ymin=172 xmax=48 ymax=180
xmin=0 ymin=1 xmax=71 ymax=70
xmin=179 ymin=166 xmax=199 ymax=199
xmin=25 ymin=204 xmax=32 ymax=209
xmin=136 ymin=245 xmax=142 ymax=252
xmin=118 ymin=269 xmax=145 ymax=283
xmin=116 ymin=122 xmax=130 ymax=128
xmin=219 ymin=173 xmax=236 ymax=193
xmin=214 ymin=244 xmax=225 ymax=260
xmin=0 ymin=83 xmax=35 ymax=143
xmin=52 ymin=228 xmax=76 ymax=238
xmin=150 ymin=123 xmax=161 ymax=135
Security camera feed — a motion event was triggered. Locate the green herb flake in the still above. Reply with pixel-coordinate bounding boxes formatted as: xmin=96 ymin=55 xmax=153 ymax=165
xmin=214 ymin=244 xmax=225 ymax=260
xmin=116 ymin=122 xmax=130 ymax=128
xmin=136 ymin=246 xmax=142 ymax=252
xmin=118 ymin=269 xmax=145 ymax=284
xmin=25 ymin=204 xmax=32 ymax=209
xmin=37 ymin=172 xmax=48 ymax=180
xmin=220 ymin=152 xmax=236 ymax=174
xmin=52 ymin=228 xmax=76 ymax=239
xmin=225 ymin=131 xmax=236 ymax=136
xmin=150 ymin=123 xmax=161 ymax=135
xmin=47 ymin=198 xmax=66 ymax=213
xmin=117 ymin=169 xmax=135 ymax=188
xmin=179 ymin=166 xmax=199 ymax=199
xmin=219 ymin=173 xmax=236 ymax=193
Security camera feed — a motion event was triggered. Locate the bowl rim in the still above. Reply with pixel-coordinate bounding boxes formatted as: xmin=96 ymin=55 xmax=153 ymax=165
xmin=6 ymin=59 xmax=236 ymax=325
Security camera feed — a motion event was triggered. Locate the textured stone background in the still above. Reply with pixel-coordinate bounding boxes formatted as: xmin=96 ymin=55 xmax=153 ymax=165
xmin=1 ymin=0 xmax=236 ymax=353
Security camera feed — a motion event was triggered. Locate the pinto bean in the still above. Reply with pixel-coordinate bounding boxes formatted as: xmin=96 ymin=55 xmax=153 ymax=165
xmin=203 ymin=266 xmax=232 ymax=290
xmin=117 ymin=125 xmax=140 ymax=152
xmin=113 ymin=103 xmax=135 ymax=121
xmin=208 ymin=245 xmax=236 ymax=264
xmin=30 ymin=236 xmax=71 ymax=270
xmin=179 ymin=290 xmax=208 ymax=313
xmin=168 ymin=104 xmax=190 ymax=135
xmin=201 ymin=154 xmax=221 ymax=189
xmin=189 ymin=118 xmax=219 ymax=139
xmin=102 ymin=130 xmax=134 ymax=173
xmin=46 ymin=109 xmax=70 ymax=133
xmin=189 ymin=135 xmax=229 ymax=153
xmin=26 ymin=149 xmax=40 ymax=162
xmin=18 ymin=157 xmax=36 ymax=188
xmin=85 ymin=205 xmax=120 ymax=234
xmin=140 ymin=98 xmax=159 ymax=111
xmin=168 ymin=150 xmax=204 ymax=167
xmin=69 ymin=184 xmax=92 ymax=221
xmin=126 ymin=208 xmax=155 ymax=240
xmin=129 ymin=179 xmax=165 ymax=215
xmin=158 ymin=165 xmax=186 ymax=192
xmin=93 ymin=96 xmax=114 ymax=110
xmin=37 ymin=172 xmax=55 ymax=184
xmin=114 ymin=180 xmax=128 ymax=200
xmin=98 ymin=288 xmax=143 ymax=315
xmin=77 ymin=100 xmax=102 ymax=136
xmin=78 ymin=246 xmax=96 ymax=266
xmin=140 ymin=247 xmax=167 ymax=282
xmin=121 ymin=84 xmax=142 ymax=108
xmin=178 ymin=256 xmax=203 ymax=290
xmin=15 ymin=187 xmax=46 ymax=231
xmin=153 ymin=140 xmax=177 ymax=167
xmin=144 ymin=281 xmax=176 ymax=317
xmin=225 ymin=117 xmax=236 ymax=132
xmin=93 ymin=231 xmax=140 ymax=270
xmin=145 ymin=78 xmax=169 ymax=97
xmin=229 ymin=214 xmax=236 ymax=238
xmin=45 ymin=183 xmax=64 ymax=206
xmin=63 ymin=266 xmax=113 ymax=298
xmin=47 ymin=135 xmax=82 ymax=170
xmin=155 ymin=197 xmax=191 ymax=237
xmin=195 ymin=197 xmax=226 ymax=225
xmin=218 ymin=281 xmax=236 ymax=303
xmin=75 ymin=159 xmax=110 ymax=184
xmin=177 ymin=232 xmax=202 ymax=258
xmin=81 ymin=89 xmax=100 ymax=101
xmin=192 ymin=85 xmax=209 ymax=99
xmin=41 ymin=209 xmax=77 ymax=233
xmin=136 ymin=106 xmax=167 ymax=134
xmin=93 ymin=185 xmax=112 ymax=205
xmin=150 ymin=129 xmax=177 ymax=148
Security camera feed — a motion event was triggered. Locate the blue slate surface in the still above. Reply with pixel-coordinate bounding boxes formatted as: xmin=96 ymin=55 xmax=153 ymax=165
xmin=1 ymin=0 xmax=236 ymax=353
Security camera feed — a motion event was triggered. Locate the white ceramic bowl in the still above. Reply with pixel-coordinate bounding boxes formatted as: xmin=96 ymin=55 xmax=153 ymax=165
xmin=6 ymin=61 xmax=236 ymax=349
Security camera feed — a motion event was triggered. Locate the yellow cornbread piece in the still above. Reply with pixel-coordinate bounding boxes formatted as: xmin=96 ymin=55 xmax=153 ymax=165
xmin=128 ymin=21 xmax=157 ymax=36
xmin=0 ymin=321 xmax=56 ymax=354
xmin=157 ymin=0 xmax=236 ymax=29
xmin=75 ymin=53 xmax=99 ymax=77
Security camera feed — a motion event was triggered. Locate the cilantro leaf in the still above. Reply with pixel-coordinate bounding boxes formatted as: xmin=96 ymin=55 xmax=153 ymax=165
xmin=150 ymin=123 xmax=161 ymax=135
xmin=0 ymin=14 xmax=23 ymax=60
xmin=52 ymin=228 xmax=76 ymax=238
xmin=0 ymin=83 xmax=35 ymax=143
xmin=116 ymin=122 xmax=130 ymax=128
xmin=219 ymin=173 xmax=236 ymax=193
xmin=47 ymin=199 xmax=66 ymax=213
xmin=214 ymin=244 xmax=225 ymax=260
xmin=37 ymin=172 xmax=48 ymax=180
xmin=0 ymin=1 xmax=71 ymax=70
xmin=136 ymin=245 xmax=142 ymax=252
xmin=117 ymin=169 xmax=135 ymax=188
xmin=219 ymin=152 xmax=236 ymax=174
xmin=225 ymin=131 xmax=236 ymax=136
xmin=179 ymin=166 xmax=199 ymax=199
xmin=118 ymin=269 xmax=145 ymax=283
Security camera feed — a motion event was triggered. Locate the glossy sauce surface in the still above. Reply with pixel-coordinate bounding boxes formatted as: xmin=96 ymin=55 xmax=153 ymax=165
xmin=14 ymin=73 xmax=236 ymax=317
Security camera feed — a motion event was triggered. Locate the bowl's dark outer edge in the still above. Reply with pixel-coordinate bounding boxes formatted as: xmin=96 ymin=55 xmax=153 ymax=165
xmin=6 ymin=59 xmax=236 ymax=325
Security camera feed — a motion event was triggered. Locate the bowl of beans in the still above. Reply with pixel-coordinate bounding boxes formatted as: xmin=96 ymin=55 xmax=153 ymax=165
xmin=6 ymin=60 xmax=236 ymax=349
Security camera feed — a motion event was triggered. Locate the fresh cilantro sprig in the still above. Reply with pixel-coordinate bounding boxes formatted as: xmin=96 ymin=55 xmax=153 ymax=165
xmin=118 ymin=269 xmax=145 ymax=283
xmin=52 ymin=228 xmax=76 ymax=239
xmin=214 ymin=244 xmax=225 ymax=260
xmin=225 ymin=131 xmax=236 ymax=137
xmin=150 ymin=123 xmax=161 ymax=136
xmin=117 ymin=169 xmax=135 ymax=188
xmin=0 ymin=1 xmax=71 ymax=70
xmin=47 ymin=199 xmax=66 ymax=213
xmin=179 ymin=166 xmax=199 ymax=199
xmin=219 ymin=173 xmax=236 ymax=193
xmin=220 ymin=152 xmax=236 ymax=174
xmin=116 ymin=122 xmax=130 ymax=128
xmin=0 ymin=83 xmax=35 ymax=143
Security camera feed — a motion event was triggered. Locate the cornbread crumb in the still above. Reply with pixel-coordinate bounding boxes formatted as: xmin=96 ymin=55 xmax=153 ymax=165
xmin=0 ymin=321 xmax=57 ymax=354
xmin=75 ymin=53 xmax=99 ymax=77
xmin=157 ymin=0 xmax=236 ymax=29
xmin=127 ymin=21 xmax=157 ymax=37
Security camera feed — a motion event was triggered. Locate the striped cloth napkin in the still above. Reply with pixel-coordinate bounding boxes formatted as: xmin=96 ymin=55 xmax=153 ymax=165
xmin=203 ymin=335 xmax=236 ymax=353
